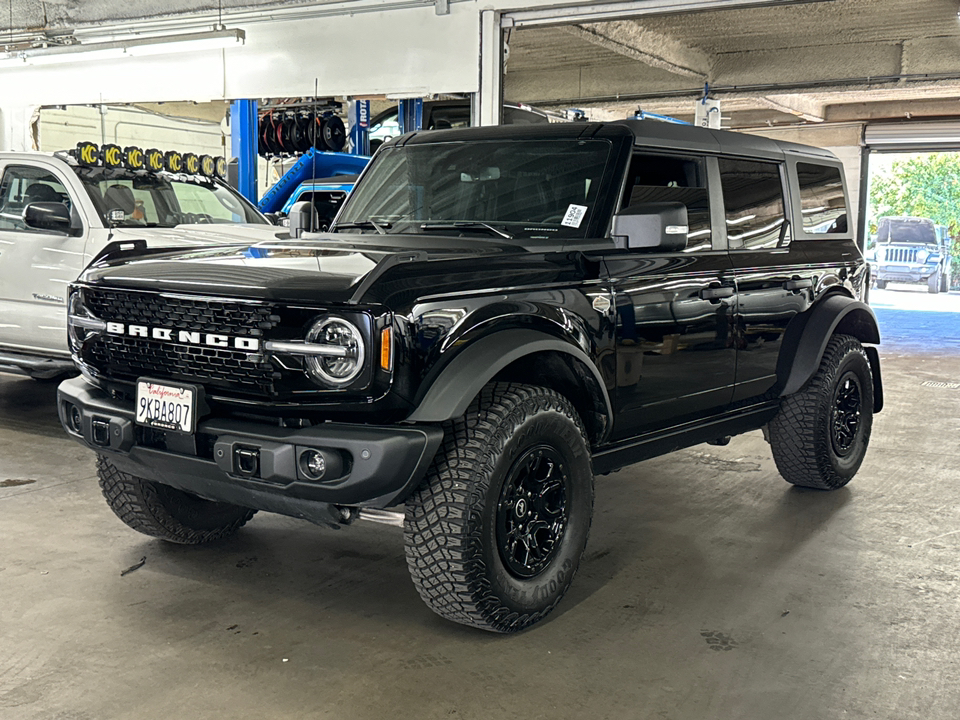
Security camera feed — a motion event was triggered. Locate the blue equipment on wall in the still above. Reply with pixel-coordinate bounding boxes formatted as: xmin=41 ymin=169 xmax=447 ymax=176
xmin=230 ymin=99 xmax=259 ymax=202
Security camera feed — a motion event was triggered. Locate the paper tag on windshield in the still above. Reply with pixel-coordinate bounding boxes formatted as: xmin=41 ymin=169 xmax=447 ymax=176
xmin=561 ymin=204 xmax=588 ymax=228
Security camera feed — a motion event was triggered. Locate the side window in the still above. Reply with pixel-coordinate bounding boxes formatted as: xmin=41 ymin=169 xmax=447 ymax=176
xmin=97 ymin=180 xmax=159 ymax=225
xmin=0 ymin=165 xmax=71 ymax=232
xmin=622 ymin=153 xmax=712 ymax=252
xmin=718 ymin=158 xmax=787 ymax=250
xmin=796 ymin=162 xmax=847 ymax=234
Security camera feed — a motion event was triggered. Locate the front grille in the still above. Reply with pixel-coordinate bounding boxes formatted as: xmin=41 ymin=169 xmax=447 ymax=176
xmin=81 ymin=288 xmax=280 ymax=395
xmin=882 ymin=246 xmax=919 ymax=264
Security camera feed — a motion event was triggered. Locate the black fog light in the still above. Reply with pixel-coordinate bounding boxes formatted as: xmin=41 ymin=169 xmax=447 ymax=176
xmin=299 ymin=449 xmax=326 ymax=480
xmin=67 ymin=404 xmax=82 ymax=434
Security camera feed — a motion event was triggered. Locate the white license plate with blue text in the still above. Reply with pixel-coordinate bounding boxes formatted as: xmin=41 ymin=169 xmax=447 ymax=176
xmin=136 ymin=380 xmax=197 ymax=434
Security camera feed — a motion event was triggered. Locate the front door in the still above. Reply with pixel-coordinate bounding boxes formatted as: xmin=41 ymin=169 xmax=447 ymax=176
xmin=0 ymin=163 xmax=87 ymax=355
xmin=605 ymin=151 xmax=737 ymax=440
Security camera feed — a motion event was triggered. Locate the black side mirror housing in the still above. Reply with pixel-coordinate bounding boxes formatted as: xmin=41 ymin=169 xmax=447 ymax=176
xmin=288 ymin=200 xmax=316 ymax=239
xmin=612 ymin=202 xmax=688 ymax=252
xmin=23 ymin=202 xmax=78 ymax=236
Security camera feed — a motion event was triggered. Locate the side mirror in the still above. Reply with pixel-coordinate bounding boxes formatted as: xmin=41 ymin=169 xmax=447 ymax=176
xmin=612 ymin=202 xmax=688 ymax=252
xmin=23 ymin=202 xmax=77 ymax=235
xmin=263 ymin=212 xmax=284 ymax=226
xmin=288 ymin=200 xmax=316 ymax=239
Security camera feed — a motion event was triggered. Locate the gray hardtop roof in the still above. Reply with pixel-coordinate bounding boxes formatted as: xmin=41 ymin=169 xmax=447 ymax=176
xmin=391 ymin=119 xmax=839 ymax=163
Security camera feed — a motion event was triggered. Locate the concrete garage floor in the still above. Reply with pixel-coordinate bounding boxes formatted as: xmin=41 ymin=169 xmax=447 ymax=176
xmin=2 ymin=289 xmax=959 ymax=720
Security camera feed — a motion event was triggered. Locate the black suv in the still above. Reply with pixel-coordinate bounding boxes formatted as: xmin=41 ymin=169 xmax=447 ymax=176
xmin=58 ymin=121 xmax=882 ymax=633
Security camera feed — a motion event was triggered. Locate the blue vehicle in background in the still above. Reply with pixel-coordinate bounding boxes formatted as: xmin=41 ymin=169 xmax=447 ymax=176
xmin=274 ymin=174 xmax=359 ymax=230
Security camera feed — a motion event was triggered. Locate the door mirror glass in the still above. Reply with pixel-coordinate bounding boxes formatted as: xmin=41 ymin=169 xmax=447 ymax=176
xmin=612 ymin=202 xmax=688 ymax=252
xmin=22 ymin=202 xmax=73 ymax=234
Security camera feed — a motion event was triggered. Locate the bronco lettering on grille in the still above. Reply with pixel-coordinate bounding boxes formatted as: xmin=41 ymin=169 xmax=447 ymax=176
xmin=105 ymin=322 xmax=260 ymax=351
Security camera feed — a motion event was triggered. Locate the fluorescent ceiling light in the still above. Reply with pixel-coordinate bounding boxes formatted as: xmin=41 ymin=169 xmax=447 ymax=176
xmin=0 ymin=28 xmax=244 ymax=68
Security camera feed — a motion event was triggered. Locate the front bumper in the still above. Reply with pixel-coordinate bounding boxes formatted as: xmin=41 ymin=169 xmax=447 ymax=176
xmin=876 ymin=266 xmax=936 ymax=283
xmin=58 ymin=376 xmax=443 ymax=519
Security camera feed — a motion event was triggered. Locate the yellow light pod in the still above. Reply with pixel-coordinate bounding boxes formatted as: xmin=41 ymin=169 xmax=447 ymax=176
xmin=123 ymin=146 xmax=145 ymax=170
xmin=214 ymin=157 xmax=227 ymax=178
xmin=102 ymin=144 xmax=123 ymax=168
xmin=200 ymin=155 xmax=215 ymax=176
xmin=184 ymin=153 xmax=200 ymax=174
xmin=164 ymin=151 xmax=183 ymax=173
xmin=76 ymin=141 xmax=100 ymax=167
xmin=145 ymin=149 xmax=164 ymax=172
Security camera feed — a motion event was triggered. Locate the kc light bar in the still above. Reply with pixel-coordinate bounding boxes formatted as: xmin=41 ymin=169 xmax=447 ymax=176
xmin=72 ymin=141 xmax=224 ymax=177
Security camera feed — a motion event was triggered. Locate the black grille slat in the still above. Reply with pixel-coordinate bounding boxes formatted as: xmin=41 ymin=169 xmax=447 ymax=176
xmin=82 ymin=288 xmax=280 ymax=395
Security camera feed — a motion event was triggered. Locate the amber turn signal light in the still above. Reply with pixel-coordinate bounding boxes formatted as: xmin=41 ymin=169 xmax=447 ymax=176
xmin=380 ymin=326 xmax=393 ymax=372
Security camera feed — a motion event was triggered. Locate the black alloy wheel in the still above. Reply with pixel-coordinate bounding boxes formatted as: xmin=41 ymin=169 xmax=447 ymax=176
xmin=830 ymin=373 xmax=862 ymax=458
xmin=496 ymin=446 xmax=568 ymax=578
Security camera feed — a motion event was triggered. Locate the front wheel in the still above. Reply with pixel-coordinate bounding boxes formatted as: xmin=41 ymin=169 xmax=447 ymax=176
xmin=97 ymin=456 xmax=256 ymax=544
xmin=875 ymin=279 xmax=888 ymax=290
xmin=928 ymin=270 xmax=941 ymax=294
xmin=404 ymin=383 xmax=594 ymax=633
xmin=768 ymin=335 xmax=874 ymax=490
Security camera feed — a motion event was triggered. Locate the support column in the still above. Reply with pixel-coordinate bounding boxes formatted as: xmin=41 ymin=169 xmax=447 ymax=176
xmin=230 ymin=99 xmax=258 ymax=202
xmin=478 ymin=10 xmax=504 ymax=127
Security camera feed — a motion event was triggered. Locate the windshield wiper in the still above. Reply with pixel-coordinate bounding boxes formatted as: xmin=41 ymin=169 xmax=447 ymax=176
xmin=333 ymin=219 xmax=390 ymax=235
xmin=419 ymin=222 xmax=514 ymax=240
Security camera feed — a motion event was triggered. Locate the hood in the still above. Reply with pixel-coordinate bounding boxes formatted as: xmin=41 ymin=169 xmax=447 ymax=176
xmin=106 ymin=223 xmax=286 ymax=247
xmin=78 ymin=232 xmax=540 ymax=306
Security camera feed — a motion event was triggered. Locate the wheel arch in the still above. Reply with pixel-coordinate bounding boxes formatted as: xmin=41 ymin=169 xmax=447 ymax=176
xmin=777 ymin=292 xmax=882 ymax=410
xmin=405 ymin=328 xmax=613 ymax=444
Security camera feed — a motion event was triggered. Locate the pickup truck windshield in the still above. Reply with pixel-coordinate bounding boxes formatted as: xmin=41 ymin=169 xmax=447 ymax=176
xmin=336 ymin=139 xmax=614 ymax=240
xmin=76 ymin=167 xmax=266 ymax=228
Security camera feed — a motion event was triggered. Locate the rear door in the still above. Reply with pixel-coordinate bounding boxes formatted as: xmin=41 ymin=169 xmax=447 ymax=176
xmin=604 ymin=151 xmax=737 ymax=440
xmin=719 ymin=157 xmax=817 ymax=402
xmin=0 ymin=162 xmax=88 ymax=355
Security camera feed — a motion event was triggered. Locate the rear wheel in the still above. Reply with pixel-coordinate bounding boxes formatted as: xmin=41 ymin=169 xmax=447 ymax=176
xmin=404 ymin=383 xmax=594 ymax=633
xmin=97 ymin=456 xmax=256 ymax=544
xmin=768 ymin=335 xmax=874 ymax=490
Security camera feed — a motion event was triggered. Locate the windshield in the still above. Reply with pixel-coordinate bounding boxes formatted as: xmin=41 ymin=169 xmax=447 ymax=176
xmin=76 ymin=167 xmax=266 ymax=228
xmin=877 ymin=218 xmax=937 ymax=245
xmin=336 ymin=139 xmax=615 ymax=240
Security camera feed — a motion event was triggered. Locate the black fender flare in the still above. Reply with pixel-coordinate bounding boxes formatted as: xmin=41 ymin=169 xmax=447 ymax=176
xmin=778 ymin=294 xmax=883 ymax=411
xmin=405 ymin=328 xmax=614 ymax=436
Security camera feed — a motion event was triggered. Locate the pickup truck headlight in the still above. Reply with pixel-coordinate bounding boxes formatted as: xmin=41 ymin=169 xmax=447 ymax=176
xmin=304 ymin=317 xmax=365 ymax=386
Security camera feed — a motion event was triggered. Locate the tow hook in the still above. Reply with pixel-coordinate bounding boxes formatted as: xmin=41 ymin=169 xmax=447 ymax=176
xmin=334 ymin=507 xmax=405 ymax=528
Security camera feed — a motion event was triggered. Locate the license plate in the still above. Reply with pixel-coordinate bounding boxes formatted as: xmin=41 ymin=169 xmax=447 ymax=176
xmin=136 ymin=379 xmax=197 ymax=434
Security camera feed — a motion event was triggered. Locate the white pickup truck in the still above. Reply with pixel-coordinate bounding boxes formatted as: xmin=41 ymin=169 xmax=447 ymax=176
xmin=0 ymin=147 xmax=282 ymax=379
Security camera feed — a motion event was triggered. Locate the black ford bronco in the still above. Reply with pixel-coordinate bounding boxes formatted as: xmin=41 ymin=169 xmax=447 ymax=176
xmin=58 ymin=121 xmax=882 ymax=633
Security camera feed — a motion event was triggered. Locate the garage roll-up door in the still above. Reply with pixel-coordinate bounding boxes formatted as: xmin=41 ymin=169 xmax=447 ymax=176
xmin=865 ymin=121 xmax=960 ymax=150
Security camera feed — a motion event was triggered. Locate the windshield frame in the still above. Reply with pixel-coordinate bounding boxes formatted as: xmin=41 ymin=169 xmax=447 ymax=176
xmin=334 ymin=134 xmax=631 ymax=246
xmin=73 ymin=166 xmax=268 ymax=228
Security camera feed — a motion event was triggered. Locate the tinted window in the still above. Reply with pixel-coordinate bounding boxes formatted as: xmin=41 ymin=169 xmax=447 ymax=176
xmin=338 ymin=139 xmax=614 ymax=240
xmin=796 ymin=162 xmax=847 ymax=234
xmin=719 ymin=159 xmax=787 ymax=249
xmin=622 ymin=153 xmax=711 ymax=251
xmin=0 ymin=165 xmax=71 ymax=232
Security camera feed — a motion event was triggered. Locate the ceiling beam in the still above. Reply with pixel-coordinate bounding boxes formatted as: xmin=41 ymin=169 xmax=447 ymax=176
xmin=755 ymin=95 xmax=825 ymax=122
xmin=563 ymin=20 xmax=712 ymax=80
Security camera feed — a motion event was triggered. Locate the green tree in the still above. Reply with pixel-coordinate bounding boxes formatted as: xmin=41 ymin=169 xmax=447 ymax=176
xmin=870 ymin=153 xmax=960 ymax=289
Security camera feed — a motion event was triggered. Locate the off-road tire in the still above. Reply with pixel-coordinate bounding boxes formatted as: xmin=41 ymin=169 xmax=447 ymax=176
xmin=97 ymin=456 xmax=256 ymax=544
xmin=404 ymin=383 xmax=594 ymax=633
xmin=768 ymin=334 xmax=873 ymax=490
xmin=941 ymin=269 xmax=950 ymax=293
xmin=875 ymin=279 xmax=887 ymax=290
xmin=928 ymin=270 xmax=940 ymax=294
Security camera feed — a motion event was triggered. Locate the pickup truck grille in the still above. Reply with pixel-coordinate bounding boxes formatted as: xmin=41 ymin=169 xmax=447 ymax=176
xmin=881 ymin=246 xmax=919 ymax=264
xmin=80 ymin=288 xmax=280 ymax=395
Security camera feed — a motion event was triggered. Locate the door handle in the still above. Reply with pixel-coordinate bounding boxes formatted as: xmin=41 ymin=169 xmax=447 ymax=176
xmin=783 ymin=278 xmax=813 ymax=291
xmin=699 ymin=286 xmax=736 ymax=301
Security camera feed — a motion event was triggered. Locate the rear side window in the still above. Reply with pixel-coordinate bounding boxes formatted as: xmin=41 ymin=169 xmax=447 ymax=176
xmin=796 ymin=162 xmax=847 ymax=234
xmin=718 ymin=158 xmax=787 ymax=250
xmin=622 ymin=153 xmax=712 ymax=252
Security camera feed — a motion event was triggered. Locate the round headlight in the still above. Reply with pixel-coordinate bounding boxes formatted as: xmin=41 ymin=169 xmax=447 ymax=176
xmin=916 ymin=249 xmax=929 ymax=264
xmin=305 ymin=317 xmax=365 ymax=386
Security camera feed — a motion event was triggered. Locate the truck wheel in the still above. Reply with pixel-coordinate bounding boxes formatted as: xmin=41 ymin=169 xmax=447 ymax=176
xmin=928 ymin=270 xmax=940 ymax=294
xmin=404 ymin=383 xmax=593 ymax=633
xmin=768 ymin=334 xmax=873 ymax=490
xmin=97 ymin=456 xmax=256 ymax=544
xmin=941 ymin=269 xmax=950 ymax=293
xmin=875 ymin=279 xmax=887 ymax=290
